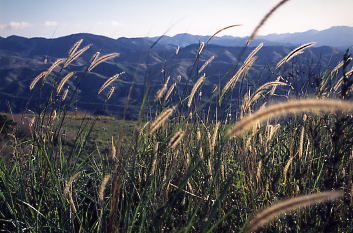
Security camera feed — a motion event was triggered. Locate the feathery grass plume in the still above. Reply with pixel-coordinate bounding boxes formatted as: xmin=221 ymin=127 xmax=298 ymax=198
xmin=62 ymin=88 xmax=69 ymax=101
xmin=269 ymin=76 xmax=283 ymax=95
xmin=98 ymin=174 xmax=112 ymax=203
xmin=29 ymin=71 xmax=47 ymax=90
xmin=44 ymin=58 xmax=66 ymax=80
xmin=168 ymin=130 xmax=186 ymax=148
xmin=283 ymin=155 xmax=294 ymax=183
xmin=90 ymin=51 xmax=100 ymax=64
xmin=245 ymin=43 xmax=264 ymax=64
xmin=68 ymin=39 xmax=83 ymax=57
xmin=197 ymin=42 xmax=205 ymax=55
xmin=345 ymin=65 xmax=353 ymax=77
xmin=198 ymin=55 xmax=215 ymax=74
xmin=333 ymin=76 xmax=344 ymax=91
xmin=155 ymin=76 xmax=170 ymax=100
xmin=63 ymin=172 xmax=81 ymax=213
xmin=247 ymin=0 xmax=290 ymax=45
xmin=188 ymin=73 xmax=206 ymax=107
xmin=139 ymin=121 xmax=150 ymax=135
xmin=330 ymin=61 xmax=344 ymax=76
xmin=298 ymin=126 xmax=305 ymax=158
xmin=265 ymin=124 xmax=281 ymax=143
xmin=210 ymin=121 xmax=221 ymax=154
xmin=56 ymin=72 xmax=75 ymax=94
xmin=63 ymin=44 xmax=91 ymax=68
xmin=164 ymin=82 xmax=176 ymax=101
xmin=111 ymin=136 xmax=116 ymax=160
xmin=243 ymin=81 xmax=287 ymax=112
xmin=175 ymin=45 xmax=180 ymax=55
xmin=256 ymin=160 xmax=262 ymax=184
xmin=106 ymin=86 xmax=115 ymax=100
xmin=244 ymin=190 xmax=343 ymax=233
xmin=205 ymin=24 xmax=241 ymax=45
xmin=98 ymin=72 xmax=125 ymax=94
xmin=88 ymin=52 xmax=119 ymax=72
xmin=219 ymin=56 xmax=257 ymax=105
xmin=228 ymin=98 xmax=353 ymax=138
xmin=149 ymin=105 xmax=177 ymax=134
xmin=276 ymin=42 xmax=316 ymax=69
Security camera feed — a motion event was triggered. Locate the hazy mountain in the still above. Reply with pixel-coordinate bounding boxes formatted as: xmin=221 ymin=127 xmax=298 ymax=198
xmin=258 ymin=26 xmax=353 ymax=48
xmin=145 ymin=26 xmax=353 ymax=48
xmin=0 ymin=32 xmax=347 ymax=118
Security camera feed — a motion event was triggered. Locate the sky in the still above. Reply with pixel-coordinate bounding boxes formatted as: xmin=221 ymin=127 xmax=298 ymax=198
xmin=1 ymin=0 xmax=353 ymax=39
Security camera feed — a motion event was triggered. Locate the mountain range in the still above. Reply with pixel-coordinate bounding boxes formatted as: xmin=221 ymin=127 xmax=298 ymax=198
xmin=146 ymin=26 xmax=353 ymax=48
xmin=0 ymin=26 xmax=351 ymax=119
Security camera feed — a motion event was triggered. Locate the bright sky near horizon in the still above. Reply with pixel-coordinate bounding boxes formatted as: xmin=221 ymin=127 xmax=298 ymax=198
xmin=1 ymin=0 xmax=352 ymax=39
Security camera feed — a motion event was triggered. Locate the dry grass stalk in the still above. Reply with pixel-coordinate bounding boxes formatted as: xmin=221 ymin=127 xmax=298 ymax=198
xmin=88 ymin=52 xmax=119 ymax=72
xmin=169 ymin=130 xmax=185 ymax=148
xmin=169 ymin=183 xmax=207 ymax=200
xmin=98 ymin=174 xmax=112 ymax=203
xmin=188 ymin=74 xmax=206 ymax=108
xmin=62 ymin=88 xmax=69 ymax=101
xmin=64 ymin=45 xmax=91 ymax=68
xmin=56 ymin=72 xmax=75 ymax=94
xmin=198 ymin=55 xmax=215 ymax=74
xmin=149 ymin=105 xmax=177 ymax=134
xmin=164 ymin=82 xmax=176 ymax=101
xmin=247 ymin=0 xmax=290 ymax=45
xmin=98 ymin=72 xmax=125 ymax=94
xmin=244 ymin=190 xmax=343 ymax=233
xmin=228 ymin=98 xmax=353 ymax=138
xmin=243 ymin=81 xmax=287 ymax=113
xmin=68 ymin=39 xmax=83 ymax=57
xmin=106 ymin=86 xmax=115 ymax=100
xmin=63 ymin=172 xmax=81 ymax=213
xmin=206 ymin=24 xmax=241 ymax=45
xmin=29 ymin=71 xmax=47 ymax=90
xmin=210 ymin=121 xmax=221 ymax=154
xmin=155 ymin=76 xmax=170 ymax=100
xmin=276 ymin=42 xmax=316 ymax=69
xmin=219 ymin=57 xmax=257 ymax=104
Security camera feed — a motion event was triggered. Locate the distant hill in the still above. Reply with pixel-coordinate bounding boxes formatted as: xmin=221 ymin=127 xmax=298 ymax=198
xmin=0 ymin=31 xmax=348 ymax=118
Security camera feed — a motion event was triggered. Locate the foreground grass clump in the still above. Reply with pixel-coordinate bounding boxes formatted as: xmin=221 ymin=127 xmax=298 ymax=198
xmin=1 ymin=1 xmax=353 ymax=232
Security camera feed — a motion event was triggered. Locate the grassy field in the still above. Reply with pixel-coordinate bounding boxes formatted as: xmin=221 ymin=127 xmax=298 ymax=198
xmin=1 ymin=1 xmax=353 ymax=232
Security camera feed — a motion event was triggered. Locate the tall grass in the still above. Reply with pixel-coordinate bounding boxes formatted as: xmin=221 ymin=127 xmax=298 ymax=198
xmin=1 ymin=1 xmax=353 ymax=232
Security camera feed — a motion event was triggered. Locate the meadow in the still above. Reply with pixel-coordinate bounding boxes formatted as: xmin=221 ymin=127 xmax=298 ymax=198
xmin=1 ymin=1 xmax=353 ymax=232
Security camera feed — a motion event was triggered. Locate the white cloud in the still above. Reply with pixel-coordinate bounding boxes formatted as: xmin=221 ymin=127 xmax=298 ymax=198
xmin=0 ymin=21 xmax=31 ymax=30
xmin=111 ymin=20 xmax=122 ymax=27
xmin=44 ymin=21 xmax=58 ymax=27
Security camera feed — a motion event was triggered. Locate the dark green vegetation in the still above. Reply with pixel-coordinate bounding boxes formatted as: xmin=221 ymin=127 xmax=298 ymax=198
xmin=0 ymin=25 xmax=353 ymax=232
